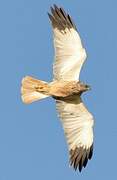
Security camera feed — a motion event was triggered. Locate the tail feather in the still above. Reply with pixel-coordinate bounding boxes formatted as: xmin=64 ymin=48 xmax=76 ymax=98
xmin=21 ymin=76 xmax=50 ymax=104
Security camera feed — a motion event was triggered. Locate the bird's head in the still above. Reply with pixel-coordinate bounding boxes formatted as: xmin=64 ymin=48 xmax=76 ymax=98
xmin=78 ymin=82 xmax=91 ymax=93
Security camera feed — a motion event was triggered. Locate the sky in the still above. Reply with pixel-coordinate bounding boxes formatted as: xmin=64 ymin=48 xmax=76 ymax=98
xmin=0 ymin=0 xmax=117 ymax=179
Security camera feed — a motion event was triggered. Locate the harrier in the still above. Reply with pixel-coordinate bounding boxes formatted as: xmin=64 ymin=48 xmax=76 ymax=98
xmin=21 ymin=5 xmax=94 ymax=172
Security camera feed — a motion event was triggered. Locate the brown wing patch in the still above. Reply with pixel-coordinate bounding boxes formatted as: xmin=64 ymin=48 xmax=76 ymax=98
xmin=70 ymin=144 xmax=93 ymax=172
xmin=48 ymin=4 xmax=77 ymax=31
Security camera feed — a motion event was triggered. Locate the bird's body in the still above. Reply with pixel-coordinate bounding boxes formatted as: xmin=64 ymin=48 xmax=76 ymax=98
xmin=49 ymin=80 xmax=90 ymax=97
xmin=21 ymin=5 xmax=94 ymax=172
xmin=22 ymin=77 xmax=90 ymax=100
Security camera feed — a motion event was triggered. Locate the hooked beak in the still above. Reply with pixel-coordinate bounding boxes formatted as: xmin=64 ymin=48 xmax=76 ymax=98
xmin=86 ymin=85 xmax=91 ymax=91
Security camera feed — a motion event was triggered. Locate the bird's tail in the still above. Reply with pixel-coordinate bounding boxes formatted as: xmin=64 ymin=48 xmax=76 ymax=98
xmin=21 ymin=76 xmax=50 ymax=104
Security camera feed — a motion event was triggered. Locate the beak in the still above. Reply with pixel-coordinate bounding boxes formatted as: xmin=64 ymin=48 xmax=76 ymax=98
xmin=86 ymin=85 xmax=91 ymax=91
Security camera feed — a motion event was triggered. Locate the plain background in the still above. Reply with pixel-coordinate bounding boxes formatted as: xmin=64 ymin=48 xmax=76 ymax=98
xmin=0 ymin=0 xmax=117 ymax=179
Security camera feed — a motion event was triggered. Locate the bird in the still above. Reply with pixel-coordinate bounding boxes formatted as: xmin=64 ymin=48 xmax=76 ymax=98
xmin=21 ymin=5 xmax=94 ymax=172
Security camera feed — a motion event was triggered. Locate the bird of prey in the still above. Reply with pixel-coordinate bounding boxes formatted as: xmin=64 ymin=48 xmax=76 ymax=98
xmin=21 ymin=5 xmax=94 ymax=172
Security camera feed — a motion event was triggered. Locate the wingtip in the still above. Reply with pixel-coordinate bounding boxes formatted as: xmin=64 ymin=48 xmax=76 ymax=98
xmin=53 ymin=4 xmax=58 ymax=10
xmin=70 ymin=144 xmax=93 ymax=172
xmin=47 ymin=4 xmax=77 ymax=31
xmin=47 ymin=12 xmax=53 ymax=21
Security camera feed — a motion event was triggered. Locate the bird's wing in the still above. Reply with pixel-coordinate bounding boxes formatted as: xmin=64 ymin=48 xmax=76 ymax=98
xmin=48 ymin=5 xmax=87 ymax=81
xmin=56 ymin=97 xmax=94 ymax=172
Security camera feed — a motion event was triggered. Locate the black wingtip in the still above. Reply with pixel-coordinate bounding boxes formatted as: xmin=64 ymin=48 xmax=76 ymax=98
xmin=53 ymin=4 xmax=58 ymax=9
xmin=70 ymin=144 xmax=93 ymax=172
xmin=48 ymin=4 xmax=77 ymax=31
xmin=47 ymin=12 xmax=53 ymax=21
xmin=88 ymin=144 xmax=93 ymax=160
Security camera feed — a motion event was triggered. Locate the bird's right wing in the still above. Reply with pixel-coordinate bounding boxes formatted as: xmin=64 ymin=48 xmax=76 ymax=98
xmin=56 ymin=96 xmax=94 ymax=172
xmin=48 ymin=5 xmax=87 ymax=81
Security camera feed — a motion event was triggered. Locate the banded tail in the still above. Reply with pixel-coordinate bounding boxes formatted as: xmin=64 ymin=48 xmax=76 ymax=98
xmin=21 ymin=76 xmax=50 ymax=104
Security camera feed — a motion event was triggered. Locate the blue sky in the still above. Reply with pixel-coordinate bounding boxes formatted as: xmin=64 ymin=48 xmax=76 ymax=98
xmin=0 ymin=0 xmax=117 ymax=179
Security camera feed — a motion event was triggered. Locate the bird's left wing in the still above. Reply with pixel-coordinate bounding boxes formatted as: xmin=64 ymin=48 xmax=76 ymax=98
xmin=48 ymin=5 xmax=87 ymax=81
xmin=56 ymin=97 xmax=94 ymax=172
